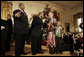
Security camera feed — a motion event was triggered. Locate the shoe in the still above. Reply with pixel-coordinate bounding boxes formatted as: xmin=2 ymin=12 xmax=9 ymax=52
xmin=32 ymin=52 xmax=36 ymax=55
xmin=6 ymin=49 xmax=10 ymax=52
xmin=37 ymin=50 xmax=44 ymax=54
xmin=21 ymin=52 xmax=28 ymax=55
xmin=55 ymin=52 xmax=59 ymax=54
xmin=0 ymin=54 xmax=5 ymax=56
xmin=50 ymin=52 xmax=55 ymax=54
xmin=60 ymin=52 xmax=63 ymax=54
xmin=0 ymin=55 xmax=5 ymax=56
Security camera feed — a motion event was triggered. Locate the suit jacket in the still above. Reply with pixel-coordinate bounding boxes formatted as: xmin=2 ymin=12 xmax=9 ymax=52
xmin=1 ymin=19 xmax=8 ymax=30
xmin=31 ymin=16 xmax=43 ymax=38
xmin=7 ymin=19 xmax=13 ymax=34
xmin=13 ymin=9 xmax=29 ymax=35
xmin=1 ymin=19 xmax=8 ymax=40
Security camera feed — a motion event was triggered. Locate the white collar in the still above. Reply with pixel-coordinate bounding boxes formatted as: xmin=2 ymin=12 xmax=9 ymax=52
xmin=19 ymin=8 xmax=24 ymax=12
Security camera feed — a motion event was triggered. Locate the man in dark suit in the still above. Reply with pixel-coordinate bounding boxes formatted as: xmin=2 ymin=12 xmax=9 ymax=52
xmin=13 ymin=3 xmax=29 ymax=56
xmin=0 ymin=19 xmax=8 ymax=56
xmin=6 ymin=14 xmax=13 ymax=52
xmin=30 ymin=12 xmax=44 ymax=55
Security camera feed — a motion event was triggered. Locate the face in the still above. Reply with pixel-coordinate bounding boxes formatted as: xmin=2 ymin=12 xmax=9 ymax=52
xmin=19 ymin=4 xmax=25 ymax=10
xmin=48 ymin=12 xmax=53 ymax=18
xmin=7 ymin=14 xmax=11 ymax=19
xmin=57 ymin=21 xmax=61 ymax=26
xmin=81 ymin=29 xmax=83 ymax=32
xmin=46 ymin=4 xmax=49 ymax=8
xmin=75 ymin=28 xmax=79 ymax=32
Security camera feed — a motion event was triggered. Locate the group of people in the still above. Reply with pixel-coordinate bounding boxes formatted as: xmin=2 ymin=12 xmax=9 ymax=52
xmin=0 ymin=3 xmax=83 ymax=56
xmin=61 ymin=28 xmax=83 ymax=56
xmin=73 ymin=28 xmax=83 ymax=56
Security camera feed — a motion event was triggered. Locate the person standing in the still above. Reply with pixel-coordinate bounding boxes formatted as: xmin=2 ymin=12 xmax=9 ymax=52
xmin=47 ymin=19 xmax=56 ymax=54
xmin=73 ymin=28 xmax=80 ymax=51
xmin=31 ymin=12 xmax=44 ymax=55
xmin=55 ymin=21 xmax=63 ymax=54
xmin=0 ymin=19 xmax=8 ymax=56
xmin=6 ymin=14 xmax=13 ymax=52
xmin=13 ymin=3 xmax=29 ymax=56
xmin=68 ymin=32 xmax=74 ymax=54
xmin=48 ymin=12 xmax=57 ymax=27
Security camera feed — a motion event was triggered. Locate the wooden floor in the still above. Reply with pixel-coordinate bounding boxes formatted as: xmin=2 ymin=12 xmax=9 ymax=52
xmin=5 ymin=44 xmax=71 ymax=56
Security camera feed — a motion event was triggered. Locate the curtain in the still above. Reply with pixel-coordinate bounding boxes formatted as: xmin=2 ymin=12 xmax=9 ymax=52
xmin=1 ymin=1 xmax=12 ymax=20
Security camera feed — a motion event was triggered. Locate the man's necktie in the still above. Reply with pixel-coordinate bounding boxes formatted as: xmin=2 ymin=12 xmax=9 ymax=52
xmin=23 ymin=11 xmax=27 ymax=16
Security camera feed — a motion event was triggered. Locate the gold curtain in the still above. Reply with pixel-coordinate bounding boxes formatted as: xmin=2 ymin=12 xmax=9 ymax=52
xmin=1 ymin=1 xmax=12 ymax=20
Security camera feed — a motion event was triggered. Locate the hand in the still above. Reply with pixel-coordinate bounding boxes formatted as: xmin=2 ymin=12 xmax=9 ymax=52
xmin=75 ymin=38 xmax=79 ymax=40
xmin=15 ymin=12 xmax=21 ymax=17
xmin=74 ymin=40 xmax=76 ymax=44
xmin=47 ymin=23 xmax=50 ymax=26
xmin=51 ymin=24 xmax=55 ymax=29
xmin=1 ymin=26 xmax=5 ymax=30
xmin=79 ymin=49 xmax=83 ymax=53
xmin=81 ymin=44 xmax=83 ymax=46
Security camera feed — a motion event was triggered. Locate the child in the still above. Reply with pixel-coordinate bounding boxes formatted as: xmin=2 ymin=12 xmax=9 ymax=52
xmin=54 ymin=21 xmax=63 ymax=54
